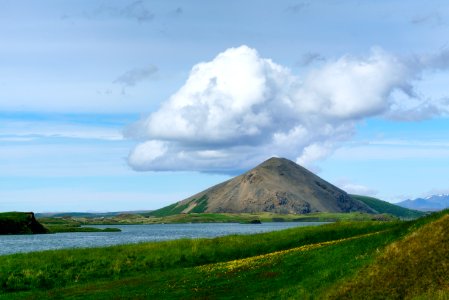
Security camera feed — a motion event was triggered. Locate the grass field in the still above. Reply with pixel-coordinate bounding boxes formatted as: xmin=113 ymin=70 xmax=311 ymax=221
xmin=1 ymin=211 xmax=445 ymax=299
xmin=0 ymin=220 xmax=409 ymax=299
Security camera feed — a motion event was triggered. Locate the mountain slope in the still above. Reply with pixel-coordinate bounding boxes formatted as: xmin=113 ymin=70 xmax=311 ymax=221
xmin=350 ymin=195 xmax=425 ymax=219
xmin=150 ymin=157 xmax=374 ymax=216
xmin=397 ymin=194 xmax=449 ymax=211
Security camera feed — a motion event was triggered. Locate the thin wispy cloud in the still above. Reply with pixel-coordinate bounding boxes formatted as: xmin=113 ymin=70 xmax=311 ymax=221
xmin=64 ymin=0 xmax=155 ymax=23
xmin=169 ymin=7 xmax=183 ymax=17
xmin=114 ymin=65 xmax=158 ymax=87
xmin=2 ymin=120 xmax=124 ymax=141
xmin=118 ymin=0 xmax=154 ymax=22
xmin=285 ymin=2 xmax=310 ymax=13
xmin=411 ymin=12 xmax=444 ymax=26
xmin=336 ymin=180 xmax=378 ymax=196
xmin=296 ymin=52 xmax=326 ymax=67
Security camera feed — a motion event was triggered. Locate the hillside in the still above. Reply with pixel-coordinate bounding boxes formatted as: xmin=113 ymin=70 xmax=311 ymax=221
xmin=330 ymin=209 xmax=449 ymax=299
xmin=350 ymin=195 xmax=425 ymax=219
xmin=150 ymin=157 xmax=374 ymax=216
xmin=0 ymin=212 xmax=48 ymax=235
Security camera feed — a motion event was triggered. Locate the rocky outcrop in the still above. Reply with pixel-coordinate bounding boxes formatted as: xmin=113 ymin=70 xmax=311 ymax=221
xmin=0 ymin=212 xmax=49 ymax=235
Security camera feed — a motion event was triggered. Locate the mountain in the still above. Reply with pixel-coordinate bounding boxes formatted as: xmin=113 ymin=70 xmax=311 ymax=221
xmin=350 ymin=194 xmax=425 ymax=219
xmin=397 ymin=194 xmax=449 ymax=211
xmin=150 ymin=157 xmax=374 ymax=216
xmin=0 ymin=212 xmax=48 ymax=235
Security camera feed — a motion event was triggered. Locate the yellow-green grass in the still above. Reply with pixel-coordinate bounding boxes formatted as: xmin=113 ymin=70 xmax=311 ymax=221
xmin=328 ymin=209 xmax=449 ymax=299
xmin=2 ymin=211 xmax=444 ymax=299
xmin=0 ymin=221 xmax=397 ymax=297
xmin=1 ymin=222 xmax=409 ymax=299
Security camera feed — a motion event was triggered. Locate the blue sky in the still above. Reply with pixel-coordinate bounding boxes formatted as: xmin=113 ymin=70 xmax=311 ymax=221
xmin=1 ymin=0 xmax=449 ymax=212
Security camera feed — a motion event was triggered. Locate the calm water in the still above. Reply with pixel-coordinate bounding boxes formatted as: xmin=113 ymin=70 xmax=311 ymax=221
xmin=0 ymin=222 xmax=327 ymax=256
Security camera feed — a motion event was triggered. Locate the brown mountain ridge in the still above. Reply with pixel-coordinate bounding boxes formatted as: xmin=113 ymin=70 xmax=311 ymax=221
xmin=151 ymin=157 xmax=375 ymax=216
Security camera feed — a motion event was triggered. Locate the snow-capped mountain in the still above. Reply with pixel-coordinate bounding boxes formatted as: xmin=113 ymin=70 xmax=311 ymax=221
xmin=397 ymin=194 xmax=449 ymax=211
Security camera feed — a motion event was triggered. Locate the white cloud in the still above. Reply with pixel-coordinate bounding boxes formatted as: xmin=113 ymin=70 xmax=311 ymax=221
xmin=296 ymin=143 xmax=335 ymax=166
xmin=128 ymin=140 xmax=167 ymax=171
xmin=338 ymin=182 xmax=378 ymax=197
xmin=126 ymin=45 xmax=449 ymax=172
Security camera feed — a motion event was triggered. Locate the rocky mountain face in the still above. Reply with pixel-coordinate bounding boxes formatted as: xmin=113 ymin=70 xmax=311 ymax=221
xmin=163 ymin=157 xmax=374 ymax=215
xmin=397 ymin=194 xmax=449 ymax=211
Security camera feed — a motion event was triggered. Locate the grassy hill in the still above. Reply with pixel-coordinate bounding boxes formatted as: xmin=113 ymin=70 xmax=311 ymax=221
xmin=329 ymin=209 xmax=449 ymax=299
xmin=351 ymin=194 xmax=425 ymax=219
xmin=0 ymin=212 xmax=48 ymax=235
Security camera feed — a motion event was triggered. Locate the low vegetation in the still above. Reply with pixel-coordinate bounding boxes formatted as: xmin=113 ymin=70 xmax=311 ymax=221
xmin=38 ymin=217 xmax=120 ymax=233
xmin=147 ymin=195 xmax=209 ymax=217
xmin=37 ymin=211 xmax=397 ymax=228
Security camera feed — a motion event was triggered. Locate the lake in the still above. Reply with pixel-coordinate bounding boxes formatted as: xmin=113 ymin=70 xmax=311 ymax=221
xmin=0 ymin=222 xmax=327 ymax=256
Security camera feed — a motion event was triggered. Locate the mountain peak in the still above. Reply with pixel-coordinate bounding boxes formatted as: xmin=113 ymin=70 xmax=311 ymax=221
xmin=153 ymin=157 xmax=374 ymax=215
xmin=398 ymin=194 xmax=449 ymax=211
xmin=257 ymin=157 xmax=296 ymax=167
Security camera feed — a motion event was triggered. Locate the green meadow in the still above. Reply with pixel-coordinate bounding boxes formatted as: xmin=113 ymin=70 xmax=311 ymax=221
xmin=1 ymin=202 xmax=447 ymax=299
xmin=1 ymin=211 xmax=442 ymax=299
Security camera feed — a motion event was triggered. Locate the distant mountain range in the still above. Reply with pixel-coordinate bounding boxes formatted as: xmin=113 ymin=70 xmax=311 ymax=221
xmin=396 ymin=194 xmax=449 ymax=211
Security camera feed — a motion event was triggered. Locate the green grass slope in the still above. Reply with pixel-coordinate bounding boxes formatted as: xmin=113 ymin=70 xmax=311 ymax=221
xmin=0 ymin=212 xmax=48 ymax=235
xmin=329 ymin=209 xmax=449 ymax=299
xmin=147 ymin=195 xmax=209 ymax=217
xmin=351 ymin=194 xmax=425 ymax=219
